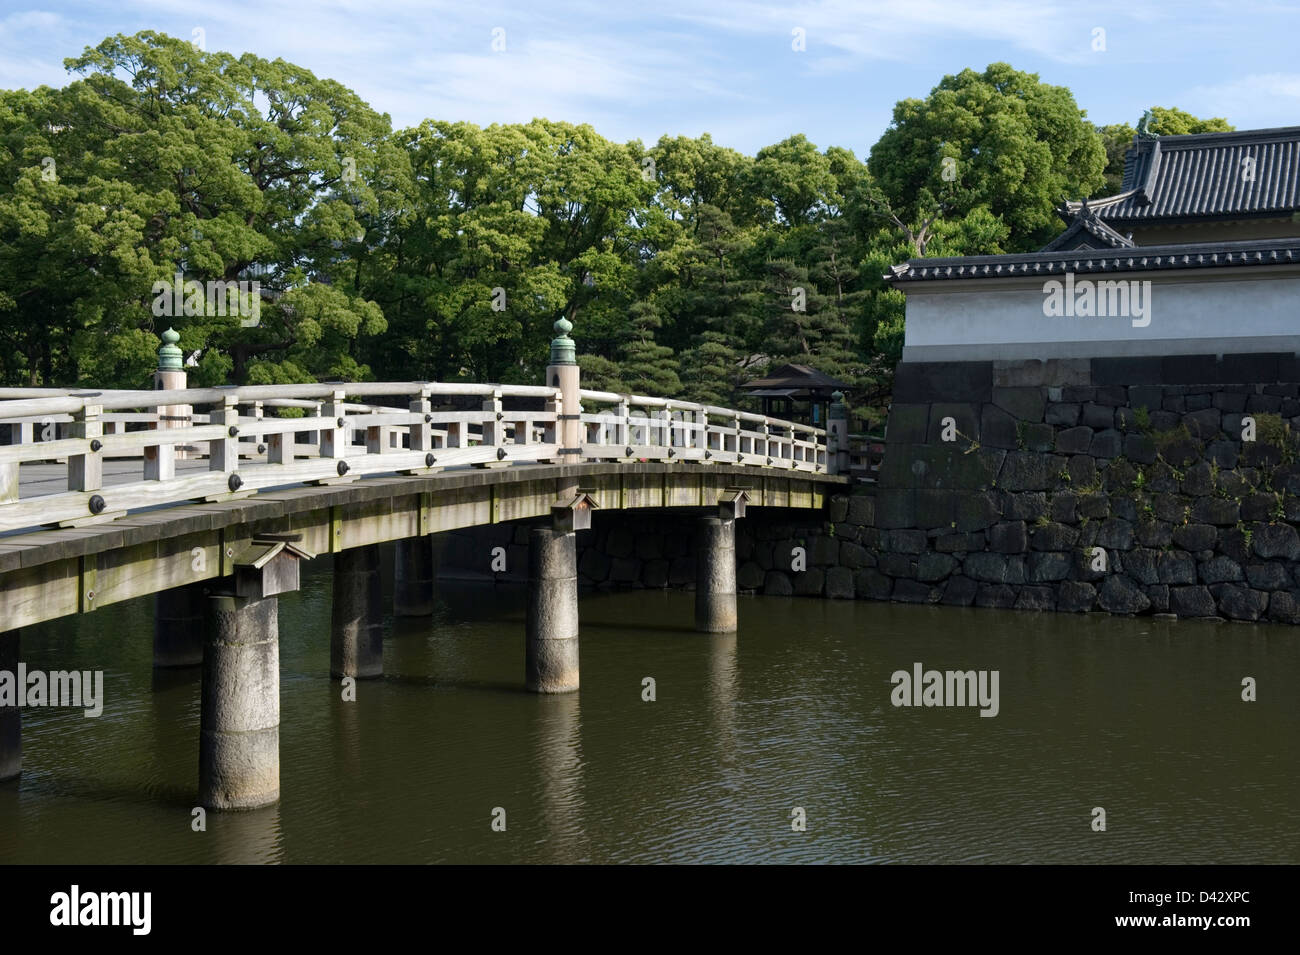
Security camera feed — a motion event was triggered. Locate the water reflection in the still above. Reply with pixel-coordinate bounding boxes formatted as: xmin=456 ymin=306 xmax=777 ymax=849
xmin=533 ymin=692 xmax=585 ymax=863
xmin=707 ymin=631 xmax=738 ymax=779
xmin=0 ymin=554 xmax=1297 ymax=865
xmin=208 ymin=803 xmax=283 ymax=864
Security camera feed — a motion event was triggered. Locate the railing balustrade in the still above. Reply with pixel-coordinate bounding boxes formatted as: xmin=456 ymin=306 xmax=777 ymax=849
xmin=0 ymin=380 xmax=832 ymax=534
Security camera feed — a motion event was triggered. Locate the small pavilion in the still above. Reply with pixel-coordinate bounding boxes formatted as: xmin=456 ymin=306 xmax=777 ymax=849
xmin=740 ymin=363 xmax=851 ymax=427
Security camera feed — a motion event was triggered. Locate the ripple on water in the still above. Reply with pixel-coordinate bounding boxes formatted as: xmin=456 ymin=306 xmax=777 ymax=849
xmin=2 ymin=571 xmax=1297 ymax=863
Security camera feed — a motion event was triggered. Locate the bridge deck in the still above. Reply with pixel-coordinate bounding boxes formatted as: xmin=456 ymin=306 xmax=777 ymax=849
xmin=0 ymin=461 xmax=845 ymax=630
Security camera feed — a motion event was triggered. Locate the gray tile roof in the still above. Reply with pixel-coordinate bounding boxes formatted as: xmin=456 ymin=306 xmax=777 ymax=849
xmin=886 ymin=237 xmax=1300 ymax=284
xmin=742 ymin=363 xmax=850 ymax=391
xmin=1064 ymin=126 xmax=1300 ymax=223
xmin=1039 ymin=204 xmax=1136 ymax=252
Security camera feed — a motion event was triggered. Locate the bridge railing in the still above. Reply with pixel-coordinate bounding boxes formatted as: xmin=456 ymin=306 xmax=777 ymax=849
xmin=0 ymin=375 xmax=832 ymax=533
xmin=577 ymin=390 xmax=826 ymax=472
xmin=0 ymin=382 xmax=561 ymax=532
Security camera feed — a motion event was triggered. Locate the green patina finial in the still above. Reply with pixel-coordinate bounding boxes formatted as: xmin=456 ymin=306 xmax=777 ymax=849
xmin=157 ymin=327 xmax=183 ymax=371
xmin=550 ymin=316 xmax=576 ymax=365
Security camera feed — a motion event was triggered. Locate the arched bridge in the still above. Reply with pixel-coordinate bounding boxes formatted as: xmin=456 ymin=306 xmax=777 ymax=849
xmin=0 ymin=324 xmax=848 ymax=807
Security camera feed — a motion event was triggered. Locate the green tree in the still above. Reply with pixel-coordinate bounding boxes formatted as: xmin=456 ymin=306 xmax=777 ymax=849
xmin=655 ymin=203 xmax=762 ymax=404
xmin=1143 ymin=106 xmax=1234 ymax=136
xmin=1095 ymin=122 xmax=1136 ymax=195
xmin=377 ymin=118 xmax=646 ymax=384
xmin=618 ymin=301 xmax=680 ymax=396
xmin=868 ymin=62 xmax=1106 ymax=252
xmin=746 ymin=134 xmax=838 ymax=227
xmin=1094 ymin=110 xmax=1234 ymax=197
xmin=77 ymin=32 xmax=394 ymax=384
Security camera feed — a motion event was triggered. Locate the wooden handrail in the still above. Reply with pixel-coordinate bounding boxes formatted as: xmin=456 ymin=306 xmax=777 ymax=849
xmin=0 ymin=380 xmax=830 ymax=533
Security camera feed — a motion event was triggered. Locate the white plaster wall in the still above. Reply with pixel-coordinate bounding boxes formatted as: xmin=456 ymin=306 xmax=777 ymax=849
xmin=901 ymin=271 xmax=1300 ymax=361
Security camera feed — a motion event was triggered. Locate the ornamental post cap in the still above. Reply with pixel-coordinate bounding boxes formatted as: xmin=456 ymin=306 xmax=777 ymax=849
xmin=158 ymin=327 xmax=183 ymax=371
xmin=549 ymin=316 xmax=576 ymax=365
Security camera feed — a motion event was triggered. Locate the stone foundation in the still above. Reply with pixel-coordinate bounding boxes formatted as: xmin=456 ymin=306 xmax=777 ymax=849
xmin=436 ymin=353 xmax=1300 ymax=624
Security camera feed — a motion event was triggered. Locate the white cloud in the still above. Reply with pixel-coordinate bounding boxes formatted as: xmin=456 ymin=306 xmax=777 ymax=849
xmin=1184 ymin=73 xmax=1300 ymax=128
xmin=2 ymin=0 xmax=1297 ymax=156
xmin=667 ymin=0 xmax=1170 ymax=66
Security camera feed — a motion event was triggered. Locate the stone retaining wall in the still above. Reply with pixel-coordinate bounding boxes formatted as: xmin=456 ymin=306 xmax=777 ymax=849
xmin=437 ymin=354 xmax=1300 ymax=624
xmin=846 ymin=356 xmax=1300 ymax=623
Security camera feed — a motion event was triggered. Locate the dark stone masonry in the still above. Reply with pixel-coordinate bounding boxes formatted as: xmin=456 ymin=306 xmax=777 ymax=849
xmin=440 ymin=354 xmax=1300 ymax=625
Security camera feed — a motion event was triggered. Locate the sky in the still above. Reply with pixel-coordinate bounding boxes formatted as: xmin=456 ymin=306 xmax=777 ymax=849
xmin=2 ymin=0 xmax=1299 ymax=159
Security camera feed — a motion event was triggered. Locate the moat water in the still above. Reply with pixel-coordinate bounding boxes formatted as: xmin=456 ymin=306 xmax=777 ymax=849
xmin=2 ymin=553 xmax=1297 ymax=864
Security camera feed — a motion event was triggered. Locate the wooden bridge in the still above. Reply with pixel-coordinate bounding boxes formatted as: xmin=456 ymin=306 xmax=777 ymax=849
xmin=0 ymin=321 xmax=848 ymax=808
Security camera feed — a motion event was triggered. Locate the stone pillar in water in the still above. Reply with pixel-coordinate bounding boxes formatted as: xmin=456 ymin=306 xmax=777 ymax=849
xmin=695 ymin=516 xmax=738 ymax=632
xmin=153 ymin=582 xmax=206 ymax=667
xmin=393 ymin=535 xmax=435 ymax=617
xmin=331 ymin=544 xmax=384 ymax=678
xmin=0 ymin=630 xmax=19 ymax=781
xmin=526 ymin=527 xmax=579 ymax=693
xmin=199 ymin=594 xmax=280 ymax=809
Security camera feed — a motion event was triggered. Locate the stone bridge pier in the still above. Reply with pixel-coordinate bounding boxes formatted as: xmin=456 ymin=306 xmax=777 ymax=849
xmin=200 ymin=593 xmax=282 ymax=809
xmin=696 ymin=490 xmax=749 ymax=632
xmin=199 ymin=536 xmax=312 ymax=810
xmin=154 ymin=582 xmax=207 ymax=668
xmin=394 ymin=536 xmax=436 ymax=617
xmin=695 ymin=516 xmax=738 ymax=632
xmin=331 ymin=544 xmax=384 ymax=679
xmin=526 ymin=526 xmax=580 ymax=693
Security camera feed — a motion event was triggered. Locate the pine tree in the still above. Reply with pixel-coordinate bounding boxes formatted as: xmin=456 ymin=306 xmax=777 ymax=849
xmin=619 ymin=301 xmax=680 ymax=397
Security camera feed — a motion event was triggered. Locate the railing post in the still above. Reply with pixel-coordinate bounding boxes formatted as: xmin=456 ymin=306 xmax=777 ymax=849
xmin=154 ymin=328 xmax=192 ymax=460
xmin=410 ymin=386 xmax=432 ymax=453
xmin=266 ymin=427 xmax=287 ymax=465
xmin=68 ymin=399 xmax=103 ymax=493
xmin=143 ymin=415 xmax=175 ymax=481
xmin=481 ymin=388 xmax=503 ymax=449
xmin=321 ymin=390 xmax=346 ymax=460
xmin=828 ymin=390 xmax=847 ymax=475
xmin=546 ymin=318 xmax=581 ymax=492
xmin=252 ymin=400 xmax=265 ymax=458
xmin=0 ymin=458 xmax=15 ymax=505
xmin=209 ymin=394 xmax=239 ymax=476
xmin=304 ymin=401 xmax=322 ymax=451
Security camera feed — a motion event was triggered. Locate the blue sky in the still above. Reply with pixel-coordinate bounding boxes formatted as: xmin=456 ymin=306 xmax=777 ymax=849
xmin=2 ymin=0 xmax=1299 ymax=158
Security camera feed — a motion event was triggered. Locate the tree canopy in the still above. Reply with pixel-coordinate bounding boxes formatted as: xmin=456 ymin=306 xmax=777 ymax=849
xmin=0 ymin=34 xmax=1233 ymax=413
